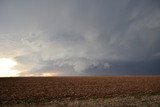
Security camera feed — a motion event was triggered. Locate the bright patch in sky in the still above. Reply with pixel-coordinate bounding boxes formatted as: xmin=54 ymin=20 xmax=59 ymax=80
xmin=0 ymin=58 xmax=20 ymax=77
xmin=41 ymin=73 xmax=57 ymax=76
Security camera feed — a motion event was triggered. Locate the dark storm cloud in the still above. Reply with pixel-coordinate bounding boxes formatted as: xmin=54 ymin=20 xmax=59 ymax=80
xmin=0 ymin=0 xmax=160 ymax=76
xmin=85 ymin=59 xmax=160 ymax=76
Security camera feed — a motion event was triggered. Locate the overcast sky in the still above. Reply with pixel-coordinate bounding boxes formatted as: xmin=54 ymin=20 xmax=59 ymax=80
xmin=0 ymin=0 xmax=160 ymax=76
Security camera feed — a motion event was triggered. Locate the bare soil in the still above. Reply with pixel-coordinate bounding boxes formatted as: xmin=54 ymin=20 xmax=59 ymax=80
xmin=1 ymin=76 xmax=160 ymax=106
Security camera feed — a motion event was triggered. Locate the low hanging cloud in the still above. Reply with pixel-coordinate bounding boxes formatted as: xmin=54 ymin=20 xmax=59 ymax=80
xmin=0 ymin=0 xmax=160 ymax=76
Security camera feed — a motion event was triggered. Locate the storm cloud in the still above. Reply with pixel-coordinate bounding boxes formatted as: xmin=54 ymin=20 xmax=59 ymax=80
xmin=0 ymin=0 xmax=160 ymax=76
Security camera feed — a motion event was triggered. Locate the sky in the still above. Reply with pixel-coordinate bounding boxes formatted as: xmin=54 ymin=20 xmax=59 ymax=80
xmin=0 ymin=0 xmax=160 ymax=76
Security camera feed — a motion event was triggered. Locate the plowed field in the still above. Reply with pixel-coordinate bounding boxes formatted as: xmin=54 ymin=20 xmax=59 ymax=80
xmin=1 ymin=76 xmax=160 ymax=106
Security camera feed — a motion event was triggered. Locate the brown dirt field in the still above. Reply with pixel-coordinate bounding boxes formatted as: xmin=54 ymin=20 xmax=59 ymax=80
xmin=1 ymin=76 xmax=160 ymax=106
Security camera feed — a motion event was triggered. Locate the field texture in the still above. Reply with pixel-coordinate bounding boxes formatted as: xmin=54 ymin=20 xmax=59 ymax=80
xmin=1 ymin=76 xmax=160 ymax=106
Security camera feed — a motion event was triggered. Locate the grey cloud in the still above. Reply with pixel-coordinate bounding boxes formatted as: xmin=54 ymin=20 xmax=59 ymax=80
xmin=15 ymin=56 xmax=110 ymax=76
xmin=0 ymin=0 xmax=160 ymax=76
